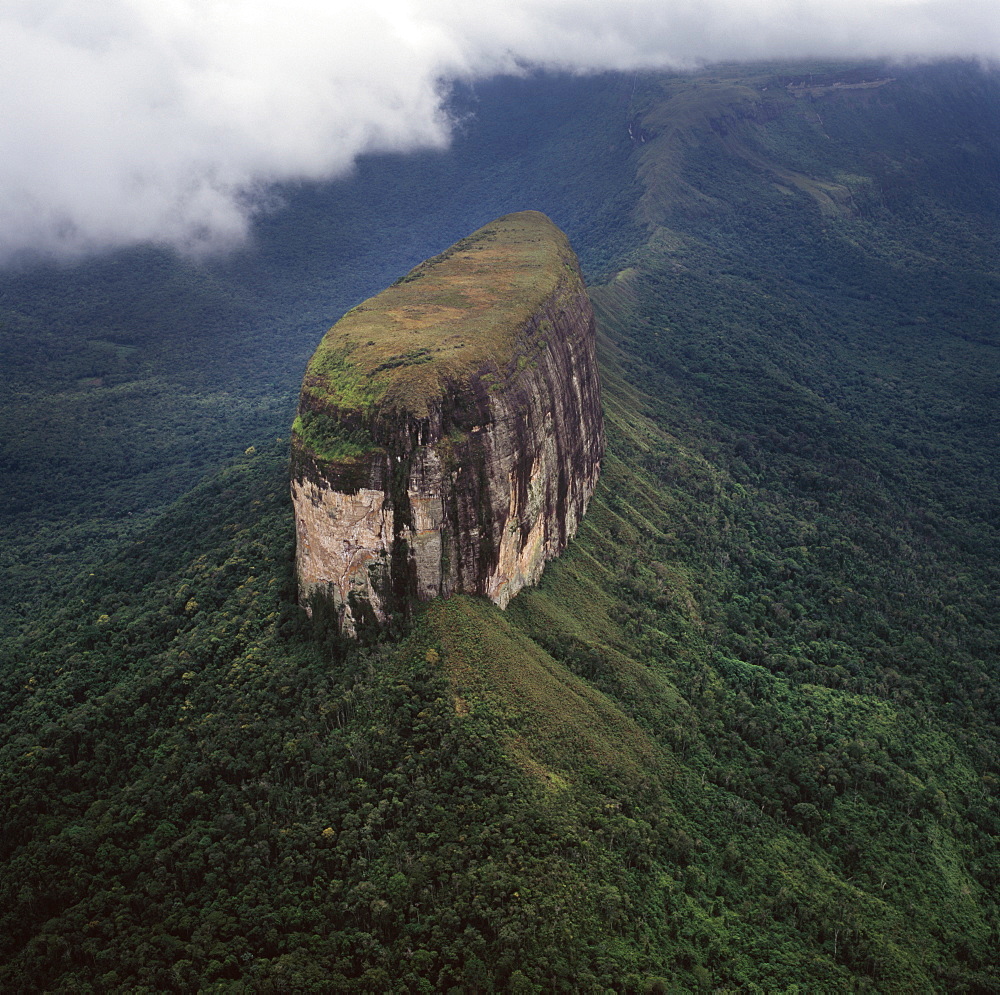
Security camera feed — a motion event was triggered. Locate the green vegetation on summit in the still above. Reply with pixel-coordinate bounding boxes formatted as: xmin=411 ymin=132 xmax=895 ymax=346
xmin=298 ymin=211 xmax=579 ymax=420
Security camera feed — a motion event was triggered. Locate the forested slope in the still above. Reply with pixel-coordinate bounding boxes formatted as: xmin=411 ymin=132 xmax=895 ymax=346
xmin=1 ymin=62 xmax=998 ymax=991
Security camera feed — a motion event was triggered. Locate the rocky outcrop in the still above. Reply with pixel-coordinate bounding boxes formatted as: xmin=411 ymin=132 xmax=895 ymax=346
xmin=291 ymin=211 xmax=603 ymax=635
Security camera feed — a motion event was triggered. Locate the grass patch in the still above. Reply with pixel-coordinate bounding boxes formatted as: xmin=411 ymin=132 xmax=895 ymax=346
xmin=419 ymin=596 xmax=664 ymax=787
xmin=291 ymin=410 xmax=380 ymax=462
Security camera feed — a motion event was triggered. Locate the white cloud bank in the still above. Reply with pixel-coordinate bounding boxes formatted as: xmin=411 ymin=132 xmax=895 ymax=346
xmin=2 ymin=0 xmax=997 ymax=261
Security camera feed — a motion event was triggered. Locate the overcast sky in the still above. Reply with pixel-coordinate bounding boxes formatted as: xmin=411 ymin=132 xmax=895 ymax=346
xmin=2 ymin=0 xmax=997 ymax=262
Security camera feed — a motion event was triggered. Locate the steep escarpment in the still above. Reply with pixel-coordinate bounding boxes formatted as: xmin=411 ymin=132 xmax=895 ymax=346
xmin=291 ymin=211 xmax=604 ymax=634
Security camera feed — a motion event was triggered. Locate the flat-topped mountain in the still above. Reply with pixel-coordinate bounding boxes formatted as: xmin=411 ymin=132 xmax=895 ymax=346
xmin=291 ymin=211 xmax=604 ymax=634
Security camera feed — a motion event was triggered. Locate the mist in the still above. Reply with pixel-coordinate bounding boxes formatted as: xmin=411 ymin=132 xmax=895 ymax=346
xmin=3 ymin=0 xmax=997 ymax=262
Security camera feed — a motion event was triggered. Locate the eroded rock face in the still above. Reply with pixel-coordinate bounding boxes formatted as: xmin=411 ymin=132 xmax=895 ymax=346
xmin=291 ymin=211 xmax=603 ymax=634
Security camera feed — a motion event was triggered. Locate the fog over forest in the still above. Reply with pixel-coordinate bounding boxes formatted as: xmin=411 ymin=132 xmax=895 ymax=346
xmin=3 ymin=0 xmax=997 ymax=261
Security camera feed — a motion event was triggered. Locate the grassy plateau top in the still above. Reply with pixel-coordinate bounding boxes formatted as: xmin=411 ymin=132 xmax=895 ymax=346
xmin=299 ymin=211 xmax=580 ymax=419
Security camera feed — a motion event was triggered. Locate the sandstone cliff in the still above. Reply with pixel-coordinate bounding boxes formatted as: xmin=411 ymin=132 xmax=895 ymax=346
xmin=291 ymin=211 xmax=604 ymax=634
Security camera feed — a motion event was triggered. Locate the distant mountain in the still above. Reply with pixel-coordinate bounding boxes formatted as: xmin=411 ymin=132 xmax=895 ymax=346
xmin=1 ymin=61 xmax=997 ymax=991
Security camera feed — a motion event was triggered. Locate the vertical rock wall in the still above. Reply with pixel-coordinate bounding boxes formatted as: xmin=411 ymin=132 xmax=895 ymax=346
xmin=291 ymin=212 xmax=603 ymax=635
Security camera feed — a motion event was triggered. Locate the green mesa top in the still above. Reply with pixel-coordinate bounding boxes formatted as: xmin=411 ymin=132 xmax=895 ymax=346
xmin=299 ymin=211 xmax=579 ymax=419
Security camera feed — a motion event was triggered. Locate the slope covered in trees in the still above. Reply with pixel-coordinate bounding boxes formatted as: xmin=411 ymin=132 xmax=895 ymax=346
xmin=0 ymin=62 xmax=998 ymax=991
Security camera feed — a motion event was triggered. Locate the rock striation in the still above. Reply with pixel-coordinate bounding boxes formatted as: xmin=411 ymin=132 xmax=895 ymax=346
xmin=291 ymin=211 xmax=604 ymax=634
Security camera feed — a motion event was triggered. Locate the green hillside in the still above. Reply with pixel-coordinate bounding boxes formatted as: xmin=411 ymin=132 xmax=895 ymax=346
xmin=1 ymin=62 xmax=998 ymax=991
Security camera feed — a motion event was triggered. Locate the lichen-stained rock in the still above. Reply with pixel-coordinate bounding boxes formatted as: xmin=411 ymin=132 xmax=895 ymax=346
xmin=291 ymin=211 xmax=604 ymax=635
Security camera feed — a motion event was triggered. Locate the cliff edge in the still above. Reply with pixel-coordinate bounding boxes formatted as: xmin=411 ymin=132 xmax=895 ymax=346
xmin=291 ymin=211 xmax=604 ymax=634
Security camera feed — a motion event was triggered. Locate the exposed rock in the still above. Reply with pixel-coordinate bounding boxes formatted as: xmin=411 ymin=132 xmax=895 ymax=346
xmin=291 ymin=211 xmax=603 ymax=635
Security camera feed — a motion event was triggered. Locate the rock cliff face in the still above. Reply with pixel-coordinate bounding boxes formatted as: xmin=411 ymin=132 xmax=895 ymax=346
xmin=291 ymin=211 xmax=604 ymax=634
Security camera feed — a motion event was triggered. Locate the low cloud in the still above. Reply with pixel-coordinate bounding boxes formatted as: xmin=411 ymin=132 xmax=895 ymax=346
xmin=3 ymin=0 xmax=997 ymax=261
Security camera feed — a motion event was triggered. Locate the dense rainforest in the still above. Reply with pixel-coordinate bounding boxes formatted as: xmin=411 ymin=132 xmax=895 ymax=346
xmin=0 ymin=61 xmax=998 ymax=991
